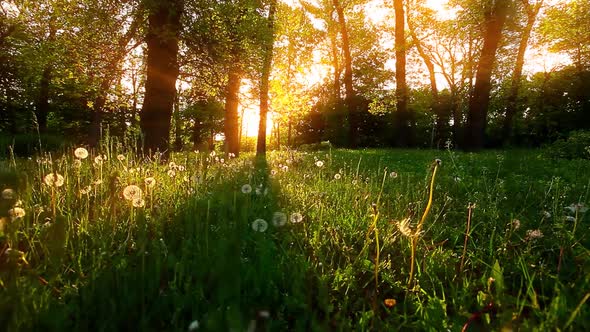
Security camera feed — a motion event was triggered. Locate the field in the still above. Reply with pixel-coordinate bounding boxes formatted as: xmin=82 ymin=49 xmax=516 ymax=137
xmin=1 ymin=147 xmax=589 ymax=331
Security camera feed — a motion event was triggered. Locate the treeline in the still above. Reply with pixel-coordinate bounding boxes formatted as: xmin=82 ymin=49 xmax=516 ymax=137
xmin=0 ymin=0 xmax=589 ymax=156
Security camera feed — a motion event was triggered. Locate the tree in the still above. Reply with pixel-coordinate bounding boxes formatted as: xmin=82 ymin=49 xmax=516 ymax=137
xmin=140 ymin=0 xmax=184 ymax=155
xmin=501 ymin=0 xmax=543 ymax=145
xmin=257 ymin=0 xmax=277 ymax=156
xmin=393 ymin=0 xmax=412 ymax=146
xmin=464 ymin=0 xmax=510 ymax=150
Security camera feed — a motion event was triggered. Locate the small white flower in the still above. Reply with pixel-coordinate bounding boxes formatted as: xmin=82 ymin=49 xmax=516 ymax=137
xmin=252 ymin=218 xmax=268 ymax=232
xmin=241 ymin=184 xmax=252 ymax=194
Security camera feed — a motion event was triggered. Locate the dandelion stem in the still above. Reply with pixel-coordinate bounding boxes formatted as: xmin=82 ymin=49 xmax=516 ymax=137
xmin=408 ymin=161 xmax=439 ymax=289
xmin=459 ymin=203 xmax=474 ymax=275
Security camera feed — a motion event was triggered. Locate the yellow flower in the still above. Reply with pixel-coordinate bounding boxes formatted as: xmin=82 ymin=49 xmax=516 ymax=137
xmin=74 ymin=147 xmax=89 ymax=159
xmin=43 ymin=173 xmax=65 ymax=187
xmin=123 ymin=185 xmax=142 ymax=201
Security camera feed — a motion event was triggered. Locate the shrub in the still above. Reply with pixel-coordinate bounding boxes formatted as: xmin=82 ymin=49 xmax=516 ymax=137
xmin=544 ymin=130 xmax=590 ymax=160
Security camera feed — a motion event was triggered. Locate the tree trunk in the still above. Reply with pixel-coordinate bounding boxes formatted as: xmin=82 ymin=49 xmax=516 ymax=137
xmin=224 ymin=64 xmax=241 ymax=156
xmin=36 ymin=23 xmax=55 ymax=134
xmin=257 ymin=0 xmax=277 ymax=156
xmin=36 ymin=65 xmax=51 ymax=134
xmin=173 ymin=90 xmax=182 ymax=151
xmin=328 ymin=19 xmax=341 ymax=101
xmin=333 ymin=0 xmax=356 ymax=147
xmin=502 ymin=0 xmax=542 ymax=145
xmin=394 ymin=0 xmax=411 ymax=147
xmin=464 ymin=0 xmax=509 ymax=151
xmin=287 ymin=120 xmax=292 ymax=146
xmin=139 ymin=0 xmax=183 ymax=156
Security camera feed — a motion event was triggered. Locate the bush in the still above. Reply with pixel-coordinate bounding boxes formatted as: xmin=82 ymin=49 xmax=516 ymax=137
xmin=544 ymin=130 xmax=590 ymax=160
xmin=0 ymin=133 xmax=69 ymax=158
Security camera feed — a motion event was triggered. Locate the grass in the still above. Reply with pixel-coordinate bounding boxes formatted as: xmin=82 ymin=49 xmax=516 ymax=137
xmin=1 ymin=146 xmax=589 ymax=331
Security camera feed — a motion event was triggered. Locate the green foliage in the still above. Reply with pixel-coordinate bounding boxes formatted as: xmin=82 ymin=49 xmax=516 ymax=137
xmin=544 ymin=130 xmax=590 ymax=160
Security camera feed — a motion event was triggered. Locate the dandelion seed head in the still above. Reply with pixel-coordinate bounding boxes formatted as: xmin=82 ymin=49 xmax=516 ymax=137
xmin=511 ymin=219 xmax=521 ymax=230
xmin=94 ymin=155 xmax=104 ymax=165
xmin=167 ymin=170 xmax=176 ymax=178
xmin=123 ymin=185 xmax=142 ymax=201
xmin=252 ymin=218 xmax=268 ymax=232
xmin=43 ymin=173 xmax=64 ymax=187
xmin=144 ymin=177 xmax=156 ymax=188
xmin=73 ymin=159 xmax=82 ymax=168
xmin=389 ymin=171 xmax=398 ymax=179
xmin=8 ymin=207 xmax=26 ymax=220
xmin=241 ymin=184 xmax=252 ymax=194
xmin=290 ymin=212 xmax=303 ymax=224
xmin=132 ymin=197 xmax=145 ymax=208
xmin=2 ymin=188 xmax=15 ymax=200
xmin=117 ymin=154 xmax=126 ymax=162
xmin=74 ymin=147 xmax=89 ymax=159
xmin=315 ymin=160 xmax=324 ymax=167
xmin=334 ymin=173 xmax=341 ymax=180
xmin=397 ymin=218 xmax=413 ymax=237
xmin=188 ymin=320 xmax=199 ymax=331
xmin=272 ymin=212 xmax=287 ymax=227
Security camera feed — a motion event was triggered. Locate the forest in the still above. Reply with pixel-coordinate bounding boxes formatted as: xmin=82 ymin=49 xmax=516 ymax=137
xmin=1 ymin=0 xmax=588 ymax=155
xmin=1 ymin=0 xmax=590 ymax=331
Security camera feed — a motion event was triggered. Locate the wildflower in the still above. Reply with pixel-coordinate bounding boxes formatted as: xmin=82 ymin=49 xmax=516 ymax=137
xmin=43 ymin=173 xmax=65 ymax=187
xmin=73 ymin=159 xmax=82 ymax=168
xmin=511 ymin=219 xmax=521 ymax=230
xmin=117 ymin=154 xmax=126 ymax=162
xmin=384 ymin=299 xmax=396 ymax=308
xmin=252 ymin=218 xmax=268 ymax=232
xmin=290 ymin=212 xmax=303 ymax=224
xmin=8 ymin=207 xmax=26 ymax=221
xmin=389 ymin=171 xmax=398 ymax=179
xmin=123 ymin=185 xmax=142 ymax=201
xmin=241 ymin=184 xmax=252 ymax=194
xmin=132 ymin=197 xmax=145 ymax=208
xmin=74 ymin=147 xmax=89 ymax=159
xmin=315 ymin=160 xmax=324 ymax=167
xmin=525 ymin=229 xmax=543 ymax=241
xmin=145 ymin=177 xmax=156 ymax=188
xmin=168 ymin=161 xmax=177 ymax=169
xmin=188 ymin=320 xmax=199 ymax=331
xmin=2 ymin=188 xmax=15 ymax=200
xmin=334 ymin=173 xmax=341 ymax=180
xmin=94 ymin=155 xmax=104 ymax=165
xmin=167 ymin=170 xmax=176 ymax=178
xmin=272 ymin=212 xmax=287 ymax=227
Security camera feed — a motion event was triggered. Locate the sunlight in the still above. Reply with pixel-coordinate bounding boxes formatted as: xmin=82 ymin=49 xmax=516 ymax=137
xmin=239 ymin=81 xmax=274 ymax=137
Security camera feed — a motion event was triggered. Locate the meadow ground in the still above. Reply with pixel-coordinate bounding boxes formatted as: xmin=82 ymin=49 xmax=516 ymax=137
xmin=0 ymin=147 xmax=589 ymax=331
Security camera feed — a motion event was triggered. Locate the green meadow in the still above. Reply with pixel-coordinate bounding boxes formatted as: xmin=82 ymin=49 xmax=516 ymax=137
xmin=1 ymin=147 xmax=589 ymax=331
